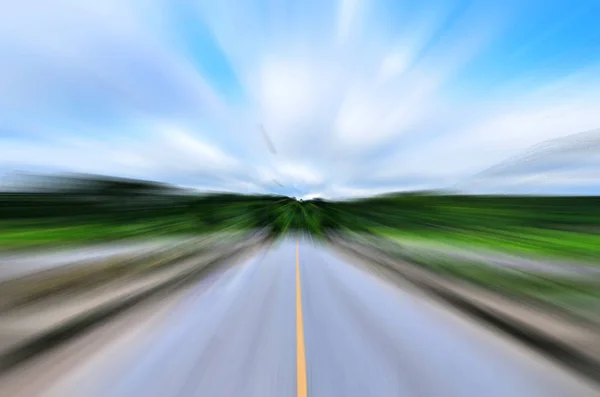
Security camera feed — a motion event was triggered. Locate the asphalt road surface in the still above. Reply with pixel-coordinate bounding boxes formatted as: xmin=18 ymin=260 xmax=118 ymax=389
xmin=2 ymin=239 xmax=598 ymax=397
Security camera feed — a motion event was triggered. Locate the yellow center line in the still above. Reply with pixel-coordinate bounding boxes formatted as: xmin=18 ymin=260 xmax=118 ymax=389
xmin=296 ymin=241 xmax=308 ymax=397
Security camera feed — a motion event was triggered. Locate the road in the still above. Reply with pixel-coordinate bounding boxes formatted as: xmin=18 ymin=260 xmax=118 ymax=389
xmin=1 ymin=239 xmax=597 ymax=396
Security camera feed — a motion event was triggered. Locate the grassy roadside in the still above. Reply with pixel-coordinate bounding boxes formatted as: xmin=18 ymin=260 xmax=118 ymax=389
xmin=346 ymin=233 xmax=600 ymax=323
xmin=0 ymin=232 xmax=254 ymax=310
xmin=0 ymin=218 xmax=241 ymax=253
xmin=374 ymin=227 xmax=600 ymax=262
xmin=418 ymin=256 xmax=600 ymax=322
xmin=4 ymin=192 xmax=598 ymax=262
xmin=3 ymin=174 xmax=599 ymax=321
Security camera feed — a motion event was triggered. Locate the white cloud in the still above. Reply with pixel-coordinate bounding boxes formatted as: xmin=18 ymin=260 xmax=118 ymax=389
xmin=0 ymin=0 xmax=228 ymax=132
xmin=276 ymin=162 xmax=324 ymax=185
xmin=320 ymin=183 xmax=433 ymax=200
xmin=299 ymin=192 xmax=324 ymax=200
xmin=254 ymin=161 xmax=324 ymax=188
xmin=337 ymin=0 xmax=361 ymax=43
xmin=0 ymin=124 xmax=240 ymax=185
xmin=404 ymin=80 xmax=600 ymax=183
xmin=1 ymin=1 xmax=599 ymax=197
xmin=161 ymin=126 xmax=238 ymax=170
xmin=258 ymin=58 xmax=319 ymax=127
xmin=378 ymin=51 xmax=413 ymax=82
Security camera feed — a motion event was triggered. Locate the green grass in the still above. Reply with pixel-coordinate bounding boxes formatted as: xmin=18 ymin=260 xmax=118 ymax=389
xmin=431 ymin=258 xmax=600 ymax=321
xmin=2 ymin=188 xmax=600 ymax=262
xmin=0 ymin=238 xmax=219 ymax=308
xmin=0 ymin=218 xmax=224 ymax=252
xmin=369 ymin=240 xmax=600 ymax=322
xmin=374 ymin=227 xmax=600 ymax=261
xmin=3 ymin=184 xmax=600 ymax=322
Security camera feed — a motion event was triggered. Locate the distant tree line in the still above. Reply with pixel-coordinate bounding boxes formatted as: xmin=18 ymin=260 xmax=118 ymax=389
xmin=2 ymin=173 xmax=599 ymax=237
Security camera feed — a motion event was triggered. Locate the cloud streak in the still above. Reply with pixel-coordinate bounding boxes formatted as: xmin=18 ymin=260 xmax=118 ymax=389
xmin=1 ymin=0 xmax=600 ymax=198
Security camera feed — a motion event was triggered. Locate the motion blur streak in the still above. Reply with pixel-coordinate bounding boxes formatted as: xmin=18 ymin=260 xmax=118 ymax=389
xmin=2 ymin=1 xmax=600 ymax=197
xmin=0 ymin=241 xmax=596 ymax=397
xmin=2 ymin=0 xmax=600 ymax=395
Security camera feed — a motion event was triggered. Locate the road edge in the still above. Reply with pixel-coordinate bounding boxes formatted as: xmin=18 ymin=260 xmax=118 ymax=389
xmin=0 ymin=237 xmax=271 ymax=375
xmin=328 ymin=235 xmax=600 ymax=386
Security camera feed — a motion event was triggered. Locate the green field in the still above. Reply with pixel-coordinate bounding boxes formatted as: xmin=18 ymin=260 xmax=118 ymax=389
xmin=0 ymin=218 xmax=196 ymax=251
xmin=410 ymin=251 xmax=600 ymax=322
xmin=2 ymin=174 xmax=599 ymax=264
xmin=344 ymin=232 xmax=600 ymax=322
xmin=374 ymin=227 xmax=600 ymax=261
xmin=2 ymin=174 xmax=600 ymax=322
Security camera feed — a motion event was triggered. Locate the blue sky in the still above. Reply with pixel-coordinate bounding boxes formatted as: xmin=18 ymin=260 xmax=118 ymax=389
xmin=1 ymin=0 xmax=600 ymax=198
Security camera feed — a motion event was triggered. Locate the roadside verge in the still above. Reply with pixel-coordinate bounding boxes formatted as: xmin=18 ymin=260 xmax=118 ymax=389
xmin=0 ymin=233 xmax=269 ymax=374
xmin=328 ymin=234 xmax=600 ymax=384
